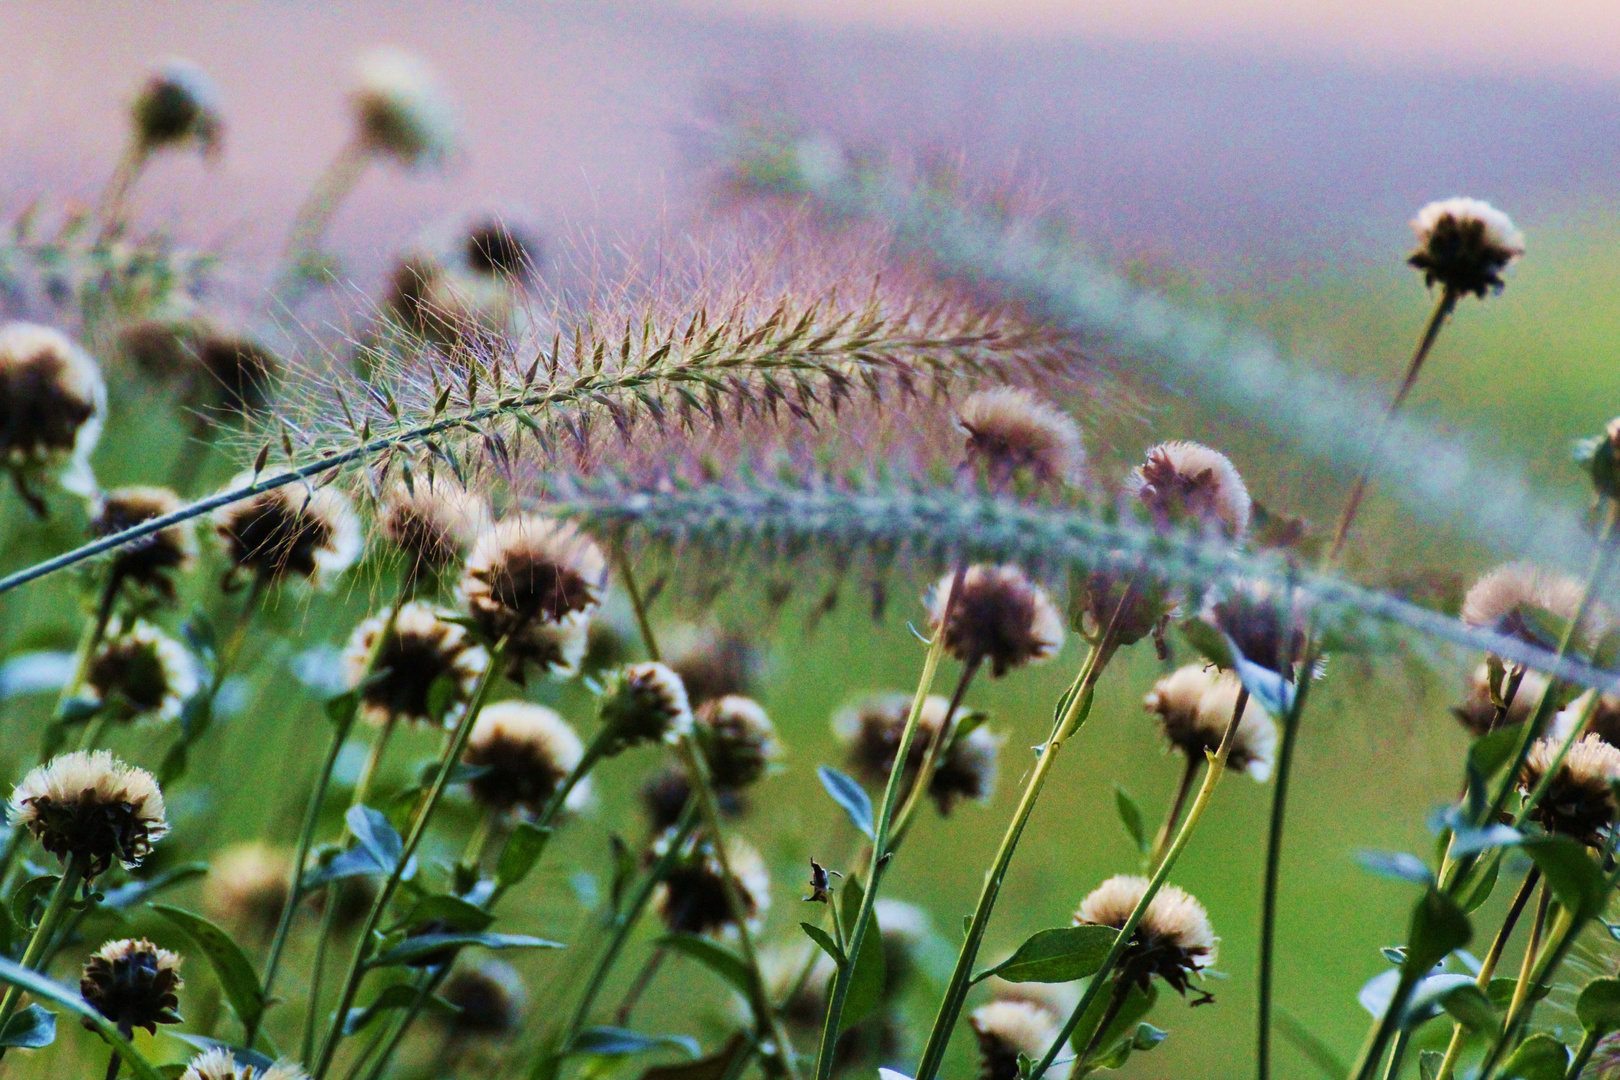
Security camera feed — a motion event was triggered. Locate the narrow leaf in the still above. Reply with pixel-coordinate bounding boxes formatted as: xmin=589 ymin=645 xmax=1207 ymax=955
xmin=817 ymin=765 xmax=874 ymax=840
xmin=368 ymin=931 xmax=562 ymax=969
xmin=149 ymin=904 xmax=266 ymax=1036
xmin=799 ymin=923 xmax=844 ymax=965
xmin=496 ymin=822 xmax=551 ymax=890
xmin=1113 ymin=787 xmax=1147 ymax=854
xmin=659 ymin=933 xmax=752 ymax=997
xmin=569 ymin=1027 xmax=699 ymax=1058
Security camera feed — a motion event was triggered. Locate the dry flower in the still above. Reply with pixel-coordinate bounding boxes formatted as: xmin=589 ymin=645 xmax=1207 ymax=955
xmin=342 ymin=602 xmax=487 ymax=726
xmin=1461 ymin=562 xmax=1602 ymax=655
xmin=1520 ymin=733 xmax=1620 ymax=844
xmin=352 ymin=48 xmax=455 ymax=167
xmin=131 ymin=61 xmax=222 ymax=157
xmin=212 ymin=474 xmax=362 ymax=587
xmin=459 ymin=516 xmax=606 ymax=677
xmin=1210 ymin=578 xmax=1307 ymax=676
xmin=10 ymin=750 xmax=168 ymax=876
xmin=438 ymin=959 xmax=527 ymax=1037
xmin=597 ymin=662 xmax=694 ymax=754
xmin=80 ymin=937 xmax=183 ymax=1034
xmin=378 ymin=477 xmax=488 ymax=583
xmin=1408 ymin=198 xmax=1524 ymax=298
xmin=696 ymin=695 xmax=777 ymax=789
xmin=1144 ymin=666 xmax=1276 ymax=781
xmin=1075 ymin=875 xmax=1217 ymax=998
xmin=666 ymin=624 xmax=761 ymax=707
xmin=85 ymin=621 xmax=200 ymax=723
xmin=0 ymin=321 xmax=105 ymax=512
xmin=957 ymin=387 xmax=1085 ymax=491
xmin=927 ymin=564 xmax=1063 ymax=677
xmin=179 ymin=1048 xmax=309 ymax=1080
xmin=970 ymin=997 xmax=1069 ymax=1080
xmin=653 ymin=832 xmax=770 ymax=936
xmin=1453 ymin=664 xmax=1548 ymax=737
xmin=462 ymin=701 xmax=591 ymax=815
xmin=464 ymin=219 xmax=537 ymax=280
xmin=834 ymin=692 xmax=999 ymax=814
xmin=1127 ymin=440 xmax=1251 ymax=537
xmin=89 ymin=486 xmax=196 ymax=598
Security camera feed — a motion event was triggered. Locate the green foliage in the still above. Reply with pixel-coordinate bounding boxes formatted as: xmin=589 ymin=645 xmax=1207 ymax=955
xmin=973 ymin=925 xmax=1117 ymax=984
xmin=149 ymin=903 xmax=267 ymax=1037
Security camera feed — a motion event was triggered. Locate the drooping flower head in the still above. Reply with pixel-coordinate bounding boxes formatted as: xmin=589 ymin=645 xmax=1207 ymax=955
xmin=696 ymin=696 xmax=778 ymax=790
xmin=438 ymin=959 xmax=527 ymax=1038
xmin=1453 ymin=663 xmax=1548 ymax=738
xmin=85 ymin=621 xmax=200 ymax=723
xmin=131 ymin=61 xmax=222 ymax=157
xmin=464 ymin=219 xmax=537 ymax=281
xmin=342 ymin=602 xmax=487 ymax=726
xmin=597 ymin=662 xmax=694 ymax=755
xmin=1408 ymin=198 xmax=1524 ymax=298
xmin=834 ymin=692 xmax=999 ymax=814
xmin=969 ymin=995 xmax=1070 ymax=1080
xmin=80 ymin=938 xmax=183 ymax=1034
xmin=1127 ymin=441 xmax=1250 ymax=538
xmin=653 ymin=832 xmax=771 ymax=937
xmin=212 ymin=474 xmax=362 ymax=587
xmin=179 ymin=1048 xmax=309 ymax=1080
xmin=957 ymin=387 xmax=1085 ymax=491
xmin=9 ymin=751 xmax=168 ymax=877
xmin=1075 ymin=875 xmax=1217 ymax=998
xmin=1209 ymin=578 xmax=1307 ymax=676
xmin=203 ymin=842 xmax=291 ymax=937
xmin=927 ymin=565 xmax=1063 ymax=677
xmin=666 ymin=624 xmax=761 ymax=708
xmin=379 ymin=477 xmax=488 ymax=585
xmin=352 ymin=48 xmax=455 ymax=167
xmin=461 ymin=701 xmax=591 ymax=816
xmin=90 ymin=486 xmax=196 ymax=599
xmin=1461 ymin=563 xmax=1603 ymax=657
xmin=0 ymin=321 xmax=105 ymax=512
xmin=459 ymin=516 xmax=606 ymax=678
xmin=1520 ymin=734 xmax=1620 ymax=844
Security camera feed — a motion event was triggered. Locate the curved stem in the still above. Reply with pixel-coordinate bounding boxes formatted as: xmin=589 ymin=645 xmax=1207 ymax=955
xmin=95 ymin=142 xmax=149 ymax=240
xmin=614 ymin=946 xmax=669 ymax=1026
xmin=891 ymin=655 xmax=981 ymax=843
xmin=1256 ymin=680 xmax=1309 ymax=1080
xmin=278 ymin=142 xmax=368 ymax=293
xmin=614 ymin=539 xmax=662 ymax=661
xmin=1503 ymin=882 xmax=1550 ymax=1037
xmin=1567 ymin=1028 xmax=1600 ymax=1080
xmin=1433 ymin=867 xmax=1541 ymax=1080
xmin=1148 ymin=755 xmax=1202 ymax=872
xmin=0 ymin=855 xmax=85 ymax=1036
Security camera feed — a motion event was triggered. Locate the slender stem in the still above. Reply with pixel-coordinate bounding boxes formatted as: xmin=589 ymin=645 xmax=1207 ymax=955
xmin=1030 ymin=688 xmax=1251 ymax=1080
xmin=614 ymin=946 xmax=669 ymax=1026
xmin=352 ymin=713 xmax=400 ymax=813
xmin=1433 ymin=868 xmax=1542 ymax=1080
xmin=312 ymin=637 xmax=509 ymax=1079
xmin=104 ymin=1041 xmax=125 ymax=1080
xmin=279 ymin=142 xmax=368 ymax=290
xmin=1381 ymin=1030 xmax=1413 ymax=1080
xmin=1074 ymin=978 xmax=1133 ymax=1078
xmin=1478 ymin=901 xmax=1583 ymax=1080
xmin=1148 ymin=755 xmax=1202 ymax=871
xmin=1567 ymin=1029 xmax=1600 ymax=1080
xmin=461 ymin=807 xmax=498 ymax=874
xmin=1257 ymin=677 xmax=1311 ymax=1080
xmin=1503 ymin=882 xmax=1550 ymax=1034
xmin=917 ymin=638 xmax=1118 ymax=1080
xmin=0 ymin=856 xmax=85 ymax=1034
xmin=302 ymin=876 xmax=344 ymax=1066
xmin=891 ymin=655 xmax=981 ymax=843
xmin=95 ymin=142 xmax=148 ymax=240
xmin=359 ymin=965 xmax=449 ymax=1080
xmin=614 ymin=540 xmax=662 ymax=662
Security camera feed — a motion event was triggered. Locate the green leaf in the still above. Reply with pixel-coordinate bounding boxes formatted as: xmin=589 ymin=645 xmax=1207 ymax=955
xmin=639 ymin=1034 xmax=750 ymax=1080
xmin=424 ymin=674 xmax=458 ymax=725
xmin=1419 ymin=1050 xmax=1444 ymax=1080
xmin=368 ymin=931 xmax=563 ymax=969
xmin=1499 ymin=1032 xmax=1569 ymax=1080
xmin=343 ymin=982 xmax=458 ymax=1035
xmin=1488 ymin=978 xmax=1552 ymax=1006
xmin=99 ymin=863 xmax=209 ymax=911
xmin=10 ymin=876 xmax=59 ymax=930
xmin=1577 ymin=978 xmax=1620 ymax=1034
xmin=324 ymin=689 xmax=359 ymax=727
xmin=0 ymin=1004 xmax=55 ymax=1049
xmin=569 ymin=1027 xmax=699 ymax=1058
xmin=659 ymin=934 xmax=753 ymax=997
xmin=1356 ymin=852 xmax=1433 ymax=885
xmin=1524 ymin=835 xmax=1611 ymax=919
xmin=392 ymin=895 xmax=494 ymax=934
xmin=1468 ymin=725 xmax=1526 ymax=781
xmin=1131 ymin=1023 xmax=1167 ymax=1051
xmin=0 ymin=957 xmax=163 ymax=1080
xmin=1437 ymin=982 xmax=1496 ymax=1030
xmin=817 ymin=765 xmax=874 ymax=840
xmin=149 ymin=904 xmax=267 ymax=1037
xmin=1458 ymin=858 xmax=1501 ymax=914
xmin=1073 ymin=983 xmax=1156 ymax=1062
xmin=347 ymin=805 xmax=405 ymax=872
xmin=799 ymin=922 xmax=844 ymax=965
xmin=1179 ymin=618 xmax=1234 ymax=668
xmin=1113 ymin=787 xmax=1147 ymax=854
xmin=975 ymin=925 xmax=1118 ymax=984
xmin=1404 ymin=888 xmax=1471 ymax=974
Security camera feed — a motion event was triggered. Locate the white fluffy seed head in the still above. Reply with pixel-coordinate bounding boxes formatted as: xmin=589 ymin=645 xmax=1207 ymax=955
xmin=969 ymin=998 xmax=1070 ymax=1080
xmin=10 ymin=750 xmax=168 ymax=875
xmin=1127 ymin=440 xmax=1251 ymax=537
xmin=341 ymin=602 xmax=487 ymax=726
xmin=85 ymin=621 xmax=200 ymax=723
xmin=1461 ymin=562 xmax=1604 ymax=653
xmin=0 ymin=321 xmax=106 ymax=498
xmin=212 ymin=473 xmax=362 ymax=586
xmin=957 ymin=387 xmax=1086 ymax=490
xmin=926 ymin=564 xmax=1064 ymax=677
xmin=1409 ymin=198 xmax=1524 ymax=297
xmin=180 ymin=1048 xmax=309 ymax=1080
xmin=1075 ymin=874 xmax=1218 ymax=973
xmin=352 ymin=48 xmax=455 ymax=167
xmin=462 ymin=701 xmax=591 ymax=815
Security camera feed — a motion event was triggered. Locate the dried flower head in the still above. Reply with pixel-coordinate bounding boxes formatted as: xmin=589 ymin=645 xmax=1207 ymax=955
xmin=191 ymin=333 xmax=281 ymax=418
xmin=1461 ymin=563 xmax=1601 ymax=654
xmin=131 ymin=61 xmax=222 ymax=157
xmin=640 ymin=767 xmax=695 ymax=833
xmin=465 ymin=219 xmax=537 ymax=280
xmin=179 ymin=1048 xmax=308 ymax=1080
xmin=439 ymin=959 xmax=527 ymax=1037
xmin=1076 ymin=875 xmax=1217 ymax=997
xmin=352 ymin=48 xmax=455 ymax=167
xmin=80 ymin=938 xmax=183 ymax=1034
xmin=90 ymin=486 xmax=196 ymax=598
xmin=383 ymin=256 xmax=507 ymax=348
xmin=203 ymin=842 xmax=291 ymax=936
xmin=696 ymin=696 xmax=777 ymax=789
xmin=1210 ymin=578 xmax=1307 ymax=676
xmin=970 ymin=998 xmax=1069 ymax=1080
xmin=654 ymin=832 xmax=771 ymax=936
xmin=874 ymin=898 xmax=931 ymax=999
xmin=379 ymin=477 xmax=488 ymax=583
xmin=1453 ymin=664 xmax=1549 ymax=737
xmin=1072 ymin=570 xmax=1176 ymax=648
xmin=1558 ymin=690 xmax=1620 ymax=750
xmin=85 ymin=621 xmax=200 ymax=723
xmin=213 ymin=475 xmax=362 ymax=587
xmin=0 ymin=321 xmax=105 ymax=510
xmin=462 ymin=701 xmax=591 ymax=815
xmin=1127 ymin=441 xmax=1251 ymax=537
xmin=1520 ymin=734 xmax=1620 ymax=844
xmin=342 ymin=602 xmax=487 ymax=726
xmin=10 ymin=751 xmax=167 ymax=876
xmin=666 ymin=625 xmax=761 ymax=707
xmin=597 ymin=662 xmax=694 ymax=753
xmin=1183 ymin=670 xmax=1277 ymax=781
xmin=459 ymin=516 xmax=606 ymax=675
xmin=927 ymin=565 xmax=1063 ymax=677
xmin=834 ymin=693 xmax=999 ymax=814
xmin=1408 ymin=198 xmax=1524 ymax=298
xmin=957 ymin=387 xmax=1085 ymax=491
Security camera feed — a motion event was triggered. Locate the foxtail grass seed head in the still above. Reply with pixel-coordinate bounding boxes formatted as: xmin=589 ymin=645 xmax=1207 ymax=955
xmin=80 ymin=938 xmax=183 ymax=1034
xmin=957 ymin=387 xmax=1085 ymax=491
xmin=1076 ymin=875 xmax=1217 ymax=998
xmin=970 ymin=998 xmax=1070 ymax=1080
xmin=927 ymin=564 xmax=1063 ymax=676
xmin=462 ymin=701 xmax=590 ymax=815
xmin=1453 ymin=663 xmax=1548 ymax=737
xmin=653 ymin=833 xmax=771 ymax=936
xmin=1128 ymin=440 xmax=1251 ymax=538
xmin=203 ymin=842 xmax=291 ymax=936
xmin=696 ymin=695 xmax=777 ymax=789
xmin=213 ymin=474 xmax=361 ymax=587
xmin=90 ymin=486 xmax=196 ymax=599
xmin=459 ymin=516 xmax=606 ymax=674
xmin=0 ymin=321 xmax=106 ymax=502
xmin=439 ymin=959 xmax=527 ymax=1037
xmin=834 ymin=693 xmax=999 ymax=814
xmin=1461 ymin=562 xmax=1601 ymax=654
xmin=86 ymin=621 xmax=200 ymax=723
xmin=342 ymin=602 xmax=487 ymax=726
xmin=352 ymin=48 xmax=454 ymax=167
xmin=465 ymin=219 xmax=536 ymax=280
xmin=597 ymin=661 xmax=694 ymax=754
xmin=380 ymin=477 xmax=488 ymax=582
xmin=1408 ymin=198 xmax=1524 ymax=297
xmin=667 ymin=625 xmax=761 ymax=707
xmin=10 ymin=750 xmax=167 ymax=876
xmin=131 ymin=61 xmax=222 ymax=157
xmin=1520 ymin=733 xmax=1620 ymax=844
xmin=180 ymin=1048 xmax=309 ymax=1080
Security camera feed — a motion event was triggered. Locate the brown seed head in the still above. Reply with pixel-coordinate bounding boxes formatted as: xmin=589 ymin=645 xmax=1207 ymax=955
xmin=379 ymin=478 xmax=488 ymax=582
xmin=957 ymin=387 xmax=1085 ymax=491
xmin=969 ymin=998 xmax=1069 ymax=1080
xmin=203 ymin=842 xmax=291 ymax=937
xmin=90 ymin=486 xmax=196 ymax=598
xmin=10 ymin=750 xmax=168 ymax=877
xmin=1072 ymin=569 xmax=1176 ymax=648
xmin=342 ymin=602 xmax=487 ymax=726
xmin=461 ymin=701 xmax=590 ymax=815
xmin=86 ymin=621 xmax=199 ymax=723
xmin=1453 ymin=663 xmax=1548 ymax=737
xmin=1461 ymin=563 xmax=1602 ymax=654
xmin=1076 ymin=875 xmax=1216 ymax=997
xmin=352 ymin=48 xmax=454 ymax=167
xmin=0 ymin=321 xmax=105 ymax=493
xmin=928 ymin=565 xmax=1063 ymax=677
xmin=1408 ymin=198 xmax=1524 ymax=298
xmin=439 ymin=959 xmax=527 ymax=1037
xmin=131 ymin=61 xmax=222 ymax=156
xmin=834 ymin=693 xmax=999 ymax=814
xmin=459 ymin=516 xmax=606 ymax=675
xmin=1187 ymin=671 xmax=1278 ymax=781
xmin=666 ymin=624 xmax=761 ymax=707
xmin=1127 ymin=440 xmax=1250 ymax=537
xmin=192 ymin=333 xmax=281 ymax=418
xmin=80 ymin=937 xmax=183 ymax=1034
xmin=1520 ymin=734 xmax=1620 ymax=844
xmin=697 ymin=696 xmax=777 ymax=789
xmin=1210 ymin=578 xmax=1307 ymax=675
xmin=653 ymin=832 xmax=770 ymax=936
xmin=212 ymin=474 xmax=362 ymax=586
xmin=598 ymin=661 xmax=694 ymax=754
xmin=464 ymin=220 xmax=537 ymax=280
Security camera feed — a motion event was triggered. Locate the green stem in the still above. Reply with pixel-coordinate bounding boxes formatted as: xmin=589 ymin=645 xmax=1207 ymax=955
xmin=1074 ymin=978 xmax=1133 ymax=1079
xmin=279 ymin=142 xmax=368 ymax=293
xmin=614 ymin=945 xmax=669 ymax=1026
xmin=890 ymin=654 xmax=981 ymax=843
xmin=1567 ymin=1028 xmax=1600 ymax=1080
xmin=1433 ymin=868 xmax=1541 ymax=1080
xmin=1029 ymin=688 xmax=1250 ymax=1080
xmin=1257 ymin=674 xmax=1312 ymax=1080
xmin=0 ymin=856 xmax=86 ymax=1037
xmin=1502 ymin=882 xmax=1550 ymax=1041
xmin=95 ymin=142 xmax=149 ymax=240
xmin=614 ymin=539 xmax=662 ymax=662
xmin=1381 ymin=1030 xmax=1413 ymax=1080
xmin=359 ymin=965 xmax=449 ymax=1080
xmin=1148 ymin=755 xmax=1202 ymax=872
xmin=916 ymin=637 xmax=1117 ymax=1080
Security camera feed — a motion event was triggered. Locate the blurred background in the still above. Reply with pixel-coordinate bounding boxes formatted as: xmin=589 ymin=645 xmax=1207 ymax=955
xmin=3 ymin=2 xmax=1619 ymax=1076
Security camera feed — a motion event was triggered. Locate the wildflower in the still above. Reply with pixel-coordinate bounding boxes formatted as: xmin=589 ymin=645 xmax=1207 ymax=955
xmin=654 ymin=833 xmax=770 ymax=936
xmin=640 ymin=767 xmax=695 ymax=832
xmin=462 ymin=701 xmax=591 ymax=816
xmin=203 ymin=842 xmax=290 ymax=936
xmin=1408 ymin=198 xmax=1524 ymax=298
xmin=666 ymin=624 xmax=761 ymax=706
xmin=1209 ymin=578 xmax=1306 ymax=676
xmin=0 ymin=321 xmax=106 ymax=512
xmin=834 ymin=693 xmax=999 ymax=813
xmin=1075 ymin=875 xmax=1217 ymax=998
xmin=89 ymin=486 xmax=196 ymax=599
xmin=1553 ymin=690 xmax=1620 ymax=749
xmin=212 ymin=474 xmax=362 ymax=587
xmin=341 ymin=602 xmax=487 ymax=726
xmin=1461 ymin=563 xmax=1602 ymax=654
xmin=378 ymin=477 xmax=488 ymax=584
xmin=1453 ymin=663 xmax=1548 ymax=737
xmin=438 ymin=959 xmax=527 ymax=1037
xmin=927 ymin=565 xmax=1063 ymax=677
xmin=464 ymin=219 xmax=537 ymax=280
xmin=9 ymin=751 xmax=168 ymax=876
xmin=1577 ymin=417 xmax=1620 ymax=501
xmin=1520 ymin=734 xmax=1620 ymax=844
xmin=970 ymin=997 xmax=1070 ymax=1080
xmin=1071 ymin=571 xmax=1176 ymax=648
xmin=352 ymin=48 xmax=455 ymax=167
xmin=1127 ymin=440 xmax=1251 ymax=537
xmin=1176 ymin=669 xmax=1276 ymax=780
xmin=179 ymin=1048 xmax=309 ymax=1080
xmin=131 ymin=61 xmax=222 ymax=157
xmin=458 ymin=516 xmax=607 ymax=675
xmin=191 ymin=333 xmax=281 ymax=418
xmin=957 ymin=387 xmax=1085 ymax=491
xmin=85 ymin=622 xmax=200 ymax=723
xmin=597 ymin=662 xmax=694 ymax=754
xmin=383 ymin=256 xmax=506 ymax=347
xmin=80 ymin=938 xmax=183 ymax=1034
xmin=696 ymin=696 xmax=777 ymax=789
